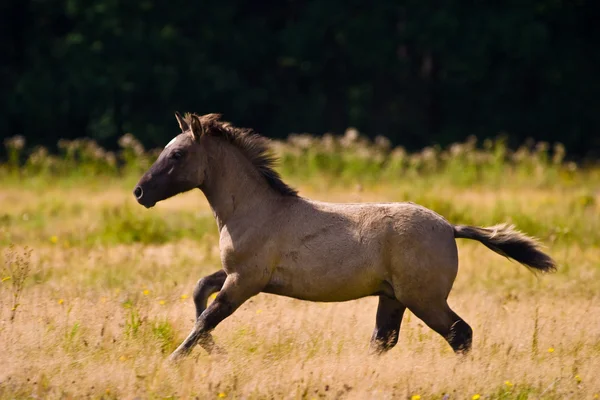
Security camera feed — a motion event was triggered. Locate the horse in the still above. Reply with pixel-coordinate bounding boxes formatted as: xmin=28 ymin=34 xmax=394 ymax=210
xmin=133 ymin=112 xmax=556 ymax=361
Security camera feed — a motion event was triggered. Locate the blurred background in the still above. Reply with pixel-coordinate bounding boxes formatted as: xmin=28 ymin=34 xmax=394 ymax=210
xmin=1 ymin=0 xmax=599 ymax=157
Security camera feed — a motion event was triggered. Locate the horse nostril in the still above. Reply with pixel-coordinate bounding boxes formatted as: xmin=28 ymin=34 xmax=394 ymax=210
xmin=134 ymin=186 xmax=143 ymax=199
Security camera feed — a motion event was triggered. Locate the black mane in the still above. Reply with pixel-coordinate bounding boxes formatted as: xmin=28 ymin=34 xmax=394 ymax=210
xmin=184 ymin=113 xmax=298 ymax=197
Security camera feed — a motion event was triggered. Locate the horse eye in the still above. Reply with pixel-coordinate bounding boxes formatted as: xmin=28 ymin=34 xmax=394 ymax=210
xmin=172 ymin=151 xmax=183 ymax=160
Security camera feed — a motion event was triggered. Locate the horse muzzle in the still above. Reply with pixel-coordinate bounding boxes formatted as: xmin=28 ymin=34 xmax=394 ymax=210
xmin=133 ymin=185 xmax=157 ymax=208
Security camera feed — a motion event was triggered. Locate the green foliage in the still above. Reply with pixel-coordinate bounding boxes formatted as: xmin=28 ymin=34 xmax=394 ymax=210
xmin=64 ymin=321 xmax=81 ymax=350
xmin=98 ymin=206 xmax=174 ymax=244
xmin=123 ymin=304 xmax=176 ymax=352
xmin=2 ymin=135 xmax=153 ymax=179
xmin=2 ymin=131 xmax=590 ymax=190
xmin=124 ymin=307 xmax=142 ymax=339
xmin=275 ymin=131 xmax=591 ymax=189
xmin=2 ymin=1 xmax=599 ymax=156
xmin=151 ymin=319 xmax=176 ymax=353
xmin=94 ymin=206 xmax=214 ymax=245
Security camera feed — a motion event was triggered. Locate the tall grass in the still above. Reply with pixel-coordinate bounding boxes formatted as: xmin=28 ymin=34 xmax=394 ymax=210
xmin=3 ymin=130 xmax=598 ymax=189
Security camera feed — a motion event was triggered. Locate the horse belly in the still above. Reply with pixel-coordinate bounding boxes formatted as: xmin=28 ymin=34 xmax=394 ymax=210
xmin=264 ymin=253 xmax=385 ymax=302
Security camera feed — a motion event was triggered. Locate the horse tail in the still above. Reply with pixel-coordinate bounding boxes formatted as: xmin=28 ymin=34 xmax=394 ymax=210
xmin=453 ymin=223 xmax=556 ymax=273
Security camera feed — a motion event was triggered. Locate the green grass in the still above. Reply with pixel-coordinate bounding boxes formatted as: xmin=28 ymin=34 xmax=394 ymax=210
xmin=3 ymin=131 xmax=599 ymax=188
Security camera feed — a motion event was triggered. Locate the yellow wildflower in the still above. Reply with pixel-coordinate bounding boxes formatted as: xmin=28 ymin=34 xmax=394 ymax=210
xmin=143 ymin=289 xmax=149 ymax=296
xmin=209 ymin=293 xmax=217 ymax=300
xmin=505 ymin=380 xmax=514 ymax=387
xmin=411 ymin=395 xmax=421 ymax=400
xmin=180 ymin=294 xmax=189 ymax=300
xmin=575 ymin=375 xmax=582 ymax=383
xmin=472 ymin=395 xmax=481 ymax=400
xmin=119 ymin=355 xmax=127 ymax=361
xmin=547 ymin=347 xmax=555 ymax=353
xmin=159 ymin=300 xmax=166 ymax=305
xmin=50 ymin=235 xmax=58 ymax=244
xmin=218 ymin=393 xmax=227 ymax=398
xmin=58 ymin=299 xmax=64 ymax=305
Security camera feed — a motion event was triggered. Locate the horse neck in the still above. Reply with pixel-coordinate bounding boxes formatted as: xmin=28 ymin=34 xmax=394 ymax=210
xmin=200 ymin=138 xmax=280 ymax=230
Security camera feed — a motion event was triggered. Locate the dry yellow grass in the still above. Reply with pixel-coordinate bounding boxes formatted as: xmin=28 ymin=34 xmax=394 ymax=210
xmin=1 ymin=180 xmax=599 ymax=399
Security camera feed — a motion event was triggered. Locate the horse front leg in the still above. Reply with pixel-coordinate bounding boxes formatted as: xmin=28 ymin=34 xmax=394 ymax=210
xmin=188 ymin=269 xmax=227 ymax=354
xmin=194 ymin=270 xmax=227 ymax=318
xmin=169 ymin=272 xmax=260 ymax=361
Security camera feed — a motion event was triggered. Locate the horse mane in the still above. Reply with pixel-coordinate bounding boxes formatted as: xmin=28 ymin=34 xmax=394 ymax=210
xmin=184 ymin=113 xmax=298 ymax=197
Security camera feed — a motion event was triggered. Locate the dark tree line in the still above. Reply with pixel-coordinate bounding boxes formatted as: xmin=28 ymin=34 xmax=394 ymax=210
xmin=2 ymin=0 xmax=599 ymax=157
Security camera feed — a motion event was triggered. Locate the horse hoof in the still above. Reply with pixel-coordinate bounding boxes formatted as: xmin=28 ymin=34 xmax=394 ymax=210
xmin=168 ymin=351 xmax=185 ymax=363
xmin=210 ymin=344 xmax=228 ymax=356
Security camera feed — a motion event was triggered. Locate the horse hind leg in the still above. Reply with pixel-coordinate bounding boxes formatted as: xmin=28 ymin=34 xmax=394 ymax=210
xmin=407 ymin=301 xmax=472 ymax=354
xmin=369 ymin=296 xmax=406 ymax=354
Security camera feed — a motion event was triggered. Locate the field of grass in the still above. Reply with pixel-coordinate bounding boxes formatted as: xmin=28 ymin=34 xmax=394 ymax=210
xmin=1 ymin=132 xmax=599 ymax=399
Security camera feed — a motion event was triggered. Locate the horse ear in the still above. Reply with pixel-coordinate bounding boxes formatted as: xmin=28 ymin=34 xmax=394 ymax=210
xmin=189 ymin=114 xmax=204 ymax=140
xmin=174 ymin=111 xmax=189 ymax=132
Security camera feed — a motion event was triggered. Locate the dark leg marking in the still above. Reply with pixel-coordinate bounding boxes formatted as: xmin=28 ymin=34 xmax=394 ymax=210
xmin=406 ymin=303 xmax=473 ymax=355
xmin=446 ymin=319 xmax=473 ymax=354
xmin=193 ymin=270 xmax=227 ymax=318
xmin=370 ymin=296 xmax=406 ymax=354
xmin=170 ymin=292 xmax=237 ymax=360
xmin=170 ymin=274 xmax=259 ymax=361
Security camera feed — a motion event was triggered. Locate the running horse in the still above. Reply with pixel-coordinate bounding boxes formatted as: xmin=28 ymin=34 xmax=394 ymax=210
xmin=133 ymin=113 xmax=556 ymax=361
